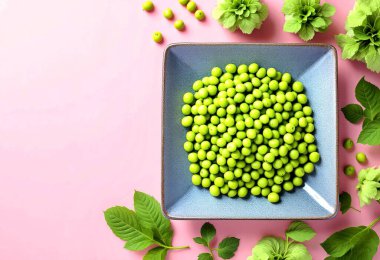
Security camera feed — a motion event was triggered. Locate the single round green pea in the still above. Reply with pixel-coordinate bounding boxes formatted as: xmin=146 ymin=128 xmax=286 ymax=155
xmin=304 ymin=162 xmax=314 ymax=174
xmin=192 ymin=174 xmax=202 ymax=186
xmin=179 ymin=0 xmax=189 ymax=5
xmin=343 ymin=138 xmax=354 ymax=150
xmin=268 ymin=192 xmax=280 ymax=203
xmin=163 ymin=8 xmax=174 ymax=19
xmin=181 ymin=116 xmax=193 ymax=127
xmin=174 ymin=20 xmax=185 ymax=30
xmin=261 ymin=187 xmax=271 ymax=197
xmin=309 ymin=152 xmax=320 ymax=163
xmin=152 ymin=31 xmax=163 ymax=43
xmin=209 ymin=185 xmax=220 ymax=197
xmin=267 ymin=68 xmax=277 ymax=78
xmin=228 ymin=190 xmax=237 ymax=197
xmin=293 ymin=177 xmax=303 ymax=187
xmin=142 ymin=0 xmax=154 ymax=11
xmin=256 ymin=68 xmax=267 ymax=78
xmin=356 ymin=152 xmax=367 ymax=164
xmin=186 ymin=1 xmax=197 ymax=12
xmin=344 ymin=165 xmax=356 ymax=176
xmin=292 ymin=81 xmax=304 ymax=92
xmin=282 ymin=73 xmax=292 ymax=83
xmin=214 ymin=177 xmax=225 ymax=187
xmin=194 ymin=10 xmax=205 ymax=20
xmin=257 ymin=177 xmax=268 ymax=188
xmin=238 ymin=187 xmax=248 ymax=197
xmin=225 ymin=64 xmax=237 ymax=73
xmin=283 ymin=181 xmax=294 ymax=191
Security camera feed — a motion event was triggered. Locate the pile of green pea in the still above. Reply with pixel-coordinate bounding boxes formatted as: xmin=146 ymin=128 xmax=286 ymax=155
xmin=181 ymin=63 xmax=321 ymax=203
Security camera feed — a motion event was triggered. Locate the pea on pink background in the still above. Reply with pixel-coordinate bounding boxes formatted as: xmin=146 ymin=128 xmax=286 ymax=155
xmin=0 ymin=0 xmax=379 ymax=259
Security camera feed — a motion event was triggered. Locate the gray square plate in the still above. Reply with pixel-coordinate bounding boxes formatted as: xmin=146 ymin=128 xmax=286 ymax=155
xmin=162 ymin=43 xmax=338 ymax=219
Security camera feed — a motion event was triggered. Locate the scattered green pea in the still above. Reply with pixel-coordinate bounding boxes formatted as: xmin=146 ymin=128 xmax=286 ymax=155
xmin=356 ymin=152 xmax=367 ymax=164
xmin=344 ymin=165 xmax=355 ymax=176
xmin=194 ymin=10 xmax=205 ymax=20
xmin=152 ymin=31 xmax=163 ymax=43
xmin=163 ymin=8 xmax=174 ymax=19
xmin=179 ymin=0 xmax=189 ymax=5
xmin=343 ymin=138 xmax=354 ymax=150
xmin=174 ymin=20 xmax=185 ymax=31
xmin=142 ymin=0 xmax=154 ymax=11
xmin=186 ymin=1 xmax=197 ymax=12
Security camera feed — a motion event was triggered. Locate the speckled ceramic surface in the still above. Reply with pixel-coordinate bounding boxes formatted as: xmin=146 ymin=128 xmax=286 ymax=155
xmin=162 ymin=43 xmax=338 ymax=219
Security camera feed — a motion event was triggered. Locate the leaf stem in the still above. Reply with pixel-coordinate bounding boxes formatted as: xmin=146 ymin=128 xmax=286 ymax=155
xmin=368 ymin=216 xmax=380 ymax=229
xmin=350 ymin=206 xmax=361 ymax=213
xmin=158 ymin=243 xmax=190 ymax=250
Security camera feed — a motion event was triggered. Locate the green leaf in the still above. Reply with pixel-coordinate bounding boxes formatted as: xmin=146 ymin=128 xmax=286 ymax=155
xmin=321 ymin=226 xmax=376 ymax=257
xmin=282 ymin=0 xmax=300 ymax=15
xmin=341 ymin=104 xmax=364 ymax=123
xmin=320 ymin=3 xmax=336 ymax=17
xmin=251 ymin=237 xmax=286 ymax=260
xmin=193 ymin=237 xmax=208 ymax=246
xmin=221 ymin=13 xmax=237 ymax=29
xmin=134 ymin=191 xmax=173 ymax=245
xmin=200 ymin=222 xmax=216 ymax=245
xmin=198 ymin=253 xmax=213 ymax=260
xmin=358 ymin=118 xmax=380 ymax=145
xmin=311 ymin=17 xmax=326 ymax=28
xmin=286 ymin=221 xmax=316 ymax=242
xmin=355 ymin=77 xmax=380 ymax=120
xmin=143 ymin=247 xmax=168 ymax=260
xmin=298 ymin=25 xmax=315 ymax=41
xmin=339 ymin=192 xmax=351 ymax=214
xmin=285 ymin=243 xmax=312 ymax=260
xmin=322 ymin=227 xmax=379 ymax=260
xmin=341 ymin=38 xmax=360 ymax=59
xmin=104 ymin=206 xmax=154 ymax=251
xmin=284 ymin=16 xmax=302 ymax=33
xmin=217 ymin=237 xmax=240 ymax=259
xmin=365 ymin=46 xmax=380 ymax=73
xmin=239 ymin=16 xmax=258 ymax=34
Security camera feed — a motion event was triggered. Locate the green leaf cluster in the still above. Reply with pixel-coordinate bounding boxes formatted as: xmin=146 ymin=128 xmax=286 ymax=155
xmin=321 ymin=217 xmax=380 ymax=260
xmin=248 ymin=221 xmax=315 ymax=260
xmin=104 ymin=191 xmax=188 ymax=260
xmin=336 ymin=0 xmax=380 ymax=73
xmin=194 ymin=222 xmax=240 ymax=259
xmin=212 ymin=0 xmax=268 ymax=34
xmin=341 ymin=77 xmax=380 ymax=145
xmin=282 ymin=0 xmax=336 ymax=41
xmin=356 ymin=167 xmax=380 ymax=207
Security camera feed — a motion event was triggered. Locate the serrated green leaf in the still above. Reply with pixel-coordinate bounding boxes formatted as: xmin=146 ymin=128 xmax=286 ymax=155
xmin=365 ymin=46 xmax=380 ymax=73
xmin=200 ymin=222 xmax=216 ymax=245
xmin=311 ymin=17 xmax=326 ymax=28
xmin=285 ymin=243 xmax=312 ymax=260
xmin=251 ymin=237 xmax=286 ymax=260
xmin=134 ymin=191 xmax=173 ymax=245
xmin=193 ymin=237 xmax=208 ymax=246
xmin=341 ymin=104 xmax=364 ymax=123
xmin=198 ymin=253 xmax=213 ymax=260
xmin=298 ymin=24 xmax=315 ymax=41
xmin=282 ymin=0 xmax=300 ymax=15
xmin=222 ymin=12 xmax=237 ymax=29
xmin=322 ymin=226 xmax=379 ymax=260
xmin=321 ymin=226 xmax=372 ymax=257
xmin=284 ymin=16 xmax=302 ymax=33
xmin=320 ymin=3 xmax=336 ymax=17
xmin=339 ymin=192 xmax=352 ymax=214
xmin=358 ymin=118 xmax=380 ymax=145
xmin=217 ymin=237 xmax=240 ymax=259
xmin=143 ymin=247 xmax=168 ymax=260
xmin=355 ymin=77 xmax=380 ymax=120
xmin=239 ymin=15 xmax=259 ymax=34
xmin=353 ymin=27 xmax=371 ymax=40
xmin=104 ymin=206 xmax=154 ymax=251
xmin=286 ymin=221 xmax=316 ymax=242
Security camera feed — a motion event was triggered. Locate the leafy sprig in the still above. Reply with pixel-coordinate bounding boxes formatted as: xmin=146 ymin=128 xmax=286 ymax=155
xmin=356 ymin=167 xmax=380 ymax=207
xmin=104 ymin=191 xmax=189 ymax=259
xmin=282 ymin=0 xmax=336 ymax=41
xmin=213 ymin=0 xmax=268 ymax=34
xmin=336 ymin=0 xmax=380 ymax=73
xmin=248 ymin=221 xmax=315 ymax=260
xmin=341 ymin=77 xmax=380 ymax=145
xmin=321 ymin=216 xmax=380 ymax=259
xmin=194 ymin=222 xmax=240 ymax=259
xmin=339 ymin=191 xmax=361 ymax=214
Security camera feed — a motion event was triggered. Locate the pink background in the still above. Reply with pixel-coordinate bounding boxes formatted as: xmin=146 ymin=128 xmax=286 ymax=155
xmin=0 ymin=0 xmax=380 ymax=259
